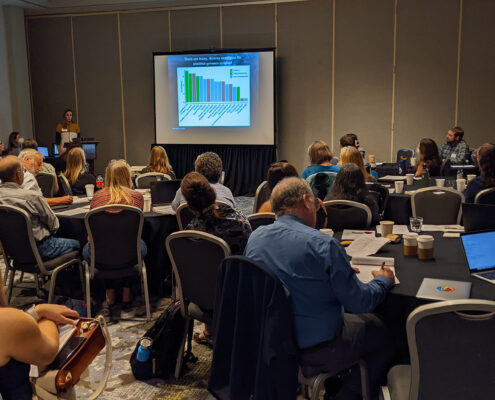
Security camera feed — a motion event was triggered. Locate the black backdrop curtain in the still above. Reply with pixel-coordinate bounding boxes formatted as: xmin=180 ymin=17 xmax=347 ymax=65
xmin=156 ymin=144 xmax=276 ymax=196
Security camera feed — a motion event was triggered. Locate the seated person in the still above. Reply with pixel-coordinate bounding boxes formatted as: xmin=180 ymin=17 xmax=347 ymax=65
xmin=465 ymin=143 xmax=495 ymax=203
xmin=301 ymin=140 xmax=340 ymax=179
xmin=142 ymin=145 xmax=176 ymax=179
xmin=258 ymin=161 xmax=299 ymax=212
xmin=63 ymin=147 xmax=96 ymax=195
xmin=326 ymin=163 xmax=380 ymax=226
xmin=245 ymin=177 xmax=394 ymax=399
xmin=83 ymin=160 xmax=147 ymax=322
xmin=340 ymin=146 xmax=376 ymax=182
xmin=415 ymin=138 xmax=442 ymax=177
xmin=21 ymin=139 xmax=59 ymax=193
xmin=181 ymin=171 xmax=252 ymax=345
xmin=4 ymin=132 xmax=22 ymax=156
xmin=0 ymin=156 xmax=80 ymax=260
xmin=171 ymin=152 xmax=235 ymax=211
xmin=439 ymin=126 xmax=470 ymax=163
xmin=340 ymin=132 xmax=366 ymax=159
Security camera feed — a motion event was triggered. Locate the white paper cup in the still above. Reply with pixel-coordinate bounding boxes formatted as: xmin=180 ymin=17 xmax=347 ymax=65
xmin=143 ymin=196 xmax=151 ymax=212
xmin=410 ymin=157 xmax=416 ymax=167
xmin=406 ymin=174 xmax=414 ymax=185
xmin=320 ymin=228 xmax=334 ymax=237
xmin=403 ymin=233 xmax=419 ymax=256
xmin=467 ymin=174 xmax=476 ymax=183
xmin=457 ymin=178 xmax=466 ymax=192
xmin=380 ymin=220 xmax=394 ymax=237
xmin=394 ymin=181 xmax=404 ymax=194
xmin=85 ymin=184 xmax=94 ymax=198
xmin=435 ymin=178 xmax=445 ymax=187
xmin=417 ymin=235 xmax=434 ymax=260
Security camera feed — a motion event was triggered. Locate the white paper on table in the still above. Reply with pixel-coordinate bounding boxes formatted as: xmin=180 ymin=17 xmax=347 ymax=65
xmin=345 ymin=235 xmax=390 ymax=257
xmin=152 ymin=205 xmax=176 ymax=215
xmin=341 ymin=229 xmax=376 ymax=241
xmin=351 ymin=264 xmax=400 ymax=284
xmin=421 ymin=224 xmax=464 ymax=232
xmin=378 ymin=175 xmax=406 ymax=181
xmin=376 ymin=225 xmax=410 ymax=236
xmin=54 ymin=207 xmax=89 ymax=216
xmin=72 ymin=196 xmax=90 ymax=204
xmin=351 ymin=256 xmax=394 ymax=266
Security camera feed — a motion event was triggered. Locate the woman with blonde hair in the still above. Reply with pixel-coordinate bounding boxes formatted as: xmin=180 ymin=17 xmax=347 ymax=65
xmin=83 ymin=160 xmax=146 ymax=322
xmin=143 ymin=146 xmax=175 ymax=179
xmin=340 ymin=146 xmax=375 ymax=182
xmin=62 ymin=147 xmax=95 ymax=195
xmin=301 ymin=140 xmax=340 ymax=179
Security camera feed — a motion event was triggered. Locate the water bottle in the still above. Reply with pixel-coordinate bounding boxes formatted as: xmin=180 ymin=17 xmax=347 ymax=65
xmin=457 ymin=168 xmax=464 ymax=180
xmin=136 ymin=337 xmax=152 ymax=362
xmin=370 ymin=161 xmax=378 ymax=179
xmin=96 ymin=175 xmax=104 ymax=189
xmin=421 ymin=165 xmax=430 ymax=187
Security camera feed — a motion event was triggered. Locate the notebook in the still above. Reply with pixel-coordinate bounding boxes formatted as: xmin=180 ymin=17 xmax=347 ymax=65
xmin=461 ymin=230 xmax=495 ymax=285
xmin=416 ymin=278 xmax=471 ymax=301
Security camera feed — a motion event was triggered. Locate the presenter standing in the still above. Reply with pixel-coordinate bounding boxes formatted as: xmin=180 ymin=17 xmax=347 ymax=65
xmin=56 ymin=109 xmax=80 ymax=155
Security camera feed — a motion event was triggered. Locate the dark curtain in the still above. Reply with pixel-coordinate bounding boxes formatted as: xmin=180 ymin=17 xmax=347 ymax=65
xmin=156 ymin=144 xmax=276 ymax=196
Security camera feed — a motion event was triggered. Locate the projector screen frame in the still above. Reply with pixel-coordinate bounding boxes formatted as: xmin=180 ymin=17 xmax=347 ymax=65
xmin=152 ymin=47 xmax=277 ymax=146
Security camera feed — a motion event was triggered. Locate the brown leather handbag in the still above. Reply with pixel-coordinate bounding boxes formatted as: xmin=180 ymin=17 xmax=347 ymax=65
xmin=33 ymin=316 xmax=112 ymax=400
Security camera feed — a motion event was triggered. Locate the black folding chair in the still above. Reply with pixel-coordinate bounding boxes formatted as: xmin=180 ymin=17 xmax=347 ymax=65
xmin=35 ymin=173 xmax=55 ymax=197
xmin=150 ymin=179 xmax=181 ymax=205
xmin=247 ymin=212 xmax=276 ymax=231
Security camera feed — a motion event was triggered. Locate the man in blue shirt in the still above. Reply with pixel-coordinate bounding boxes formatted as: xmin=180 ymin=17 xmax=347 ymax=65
xmin=244 ymin=177 xmax=395 ymax=399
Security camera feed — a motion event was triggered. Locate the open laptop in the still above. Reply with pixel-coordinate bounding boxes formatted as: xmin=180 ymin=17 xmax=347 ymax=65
xmin=52 ymin=143 xmax=59 ymax=157
xmin=38 ymin=146 xmax=49 ymax=158
xmin=461 ymin=230 xmax=495 ymax=284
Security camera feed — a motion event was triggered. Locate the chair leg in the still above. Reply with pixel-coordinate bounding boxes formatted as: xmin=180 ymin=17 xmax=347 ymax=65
xmin=140 ymin=264 xmax=151 ymax=321
xmin=358 ymin=359 xmax=371 ymax=400
xmin=19 ymin=272 xmax=24 ymax=283
xmin=84 ymin=262 xmax=91 ymax=318
xmin=6 ymin=268 xmax=15 ymax=303
xmin=174 ymin=318 xmax=190 ymax=379
xmin=311 ymin=374 xmax=328 ymax=400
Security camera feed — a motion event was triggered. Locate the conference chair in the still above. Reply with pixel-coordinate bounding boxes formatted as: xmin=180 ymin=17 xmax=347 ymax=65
xmin=382 ymin=299 xmax=495 ymax=400
xmin=0 ymin=205 xmax=82 ymax=304
xmin=84 ymin=205 xmax=151 ymax=320
xmin=58 ymin=174 xmax=73 ymax=195
xmin=306 ymin=172 xmax=338 ymax=200
xmin=411 ymin=187 xmax=463 ymax=225
xmin=150 ymin=179 xmax=181 ymax=205
xmin=176 ymin=200 xmax=231 ymax=230
xmin=474 ymin=187 xmax=495 ymax=204
xmin=135 ymin=172 xmax=171 ymax=189
xmin=253 ymin=180 xmax=271 ymax=213
xmin=396 ymin=148 xmax=414 ymax=165
xmin=367 ymin=183 xmax=390 ymax=216
xmin=462 ymin=203 xmax=495 ymax=232
xmin=439 ymin=159 xmax=456 ymax=177
xmin=35 ymin=172 xmax=55 ymax=197
xmin=247 ymin=212 xmax=276 ymax=231
xmin=323 ymin=200 xmax=372 ymax=232
xmin=166 ymin=230 xmax=230 ymax=378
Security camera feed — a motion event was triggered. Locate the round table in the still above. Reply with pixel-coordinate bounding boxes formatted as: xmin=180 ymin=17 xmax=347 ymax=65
xmin=55 ymin=200 xmax=178 ymax=296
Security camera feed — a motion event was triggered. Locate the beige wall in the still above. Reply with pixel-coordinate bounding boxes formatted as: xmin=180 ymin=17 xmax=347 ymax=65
xmin=26 ymin=0 xmax=495 ymax=174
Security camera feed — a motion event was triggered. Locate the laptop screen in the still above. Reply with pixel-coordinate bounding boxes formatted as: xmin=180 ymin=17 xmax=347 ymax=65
xmin=38 ymin=146 xmax=49 ymax=157
xmin=461 ymin=231 xmax=495 ymax=272
xmin=53 ymin=143 xmax=59 ymax=156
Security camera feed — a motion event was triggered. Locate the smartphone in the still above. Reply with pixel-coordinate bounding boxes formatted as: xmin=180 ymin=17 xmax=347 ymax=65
xmin=48 ymin=336 xmax=86 ymax=370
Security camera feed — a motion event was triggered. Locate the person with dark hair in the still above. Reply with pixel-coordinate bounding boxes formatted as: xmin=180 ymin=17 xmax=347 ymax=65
xmin=465 ymin=143 xmax=495 ymax=203
xmin=56 ymin=109 xmax=80 ymax=155
xmin=439 ymin=126 xmax=470 ymax=163
xmin=5 ymin=132 xmax=23 ymax=156
xmin=301 ymin=141 xmax=340 ymax=179
xmin=415 ymin=138 xmax=442 ymax=177
xmin=258 ymin=162 xmax=299 ymax=212
xmin=326 ymin=163 xmax=380 ymax=226
xmin=340 ymin=133 xmax=358 ymax=148
xmin=171 ymin=152 xmax=235 ymax=211
xmin=181 ymin=171 xmax=251 ymax=345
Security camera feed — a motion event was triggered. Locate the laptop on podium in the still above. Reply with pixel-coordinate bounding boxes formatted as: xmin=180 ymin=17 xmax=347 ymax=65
xmin=461 ymin=230 xmax=495 ymax=285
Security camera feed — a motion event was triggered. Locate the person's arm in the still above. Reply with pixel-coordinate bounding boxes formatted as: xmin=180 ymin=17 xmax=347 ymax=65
xmin=415 ymin=162 xmax=424 ymax=177
xmin=171 ymin=189 xmax=183 ymax=212
xmin=35 ymin=196 xmax=60 ymax=233
xmin=327 ymin=240 xmax=393 ymax=313
xmin=46 ymin=196 xmax=73 ymax=207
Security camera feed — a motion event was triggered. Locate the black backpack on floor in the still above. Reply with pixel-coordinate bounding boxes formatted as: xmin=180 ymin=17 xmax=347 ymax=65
xmin=130 ymin=300 xmax=196 ymax=380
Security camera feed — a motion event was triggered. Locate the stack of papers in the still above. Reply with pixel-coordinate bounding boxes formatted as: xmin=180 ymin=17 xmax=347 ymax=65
xmin=378 ymin=175 xmax=406 ymax=181
xmin=421 ymin=224 xmax=464 ymax=232
xmin=345 ymin=235 xmax=390 ymax=257
xmin=72 ymin=196 xmax=90 ymax=204
xmin=341 ymin=229 xmax=376 ymax=241
xmin=152 ymin=205 xmax=176 ymax=215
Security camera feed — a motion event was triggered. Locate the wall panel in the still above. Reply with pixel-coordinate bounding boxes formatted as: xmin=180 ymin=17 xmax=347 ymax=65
xmin=458 ymin=0 xmax=495 ymax=149
xmin=277 ymin=0 xmax=332 ymax=173
xmin=170 ymin=8 xmax=220 ymax=51
xmin=73 ymin=14 xmax=123 ymax=173
xmin=120 ymin=11 xmax=169 ymax=165
xmin=27 ymin=17 xmax=75 ymax=147
xmin=334 ymin=0 xmax=394 ymax=162
xmin=394 ymin=0 xmax=459 ymax=157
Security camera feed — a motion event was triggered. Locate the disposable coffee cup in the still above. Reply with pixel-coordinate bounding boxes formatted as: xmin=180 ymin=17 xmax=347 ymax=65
xmin=380 ymin=220 xmax=394 ymax=237
xmin=435 ymin=178 xmax=445 ymax=187
xmin=467 ymin=174 xmax=476 ymax=183
xmin=85 ymin=184 xmax=95 ymax=198
xmin=457 ymin=178 xmax=466 ymax=192
xmin=143 ymin=195 xmax=151 ymax=212
xmin=320 ymin=228 xmax=334 ymax=237
xmin=394 ymin=181 xmax=404 ymax=194
xmin=406 ymin=174 xmax=414 ymax=185
xmin=403 ymin=233 xmax=419 ymax=256
xmin=417 ymin=235 xmax=434 ymax=260
xmin=368 ymin=154 xmax=375 ymax=163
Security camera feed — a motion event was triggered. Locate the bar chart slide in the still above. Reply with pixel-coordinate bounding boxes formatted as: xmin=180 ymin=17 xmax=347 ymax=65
xmin=177 ymin=65 xmax=250 ymax=127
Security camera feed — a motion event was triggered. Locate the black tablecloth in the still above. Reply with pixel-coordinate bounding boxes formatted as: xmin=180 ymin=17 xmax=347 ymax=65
xmin=56 ymin=201 xmax=178 ymax=296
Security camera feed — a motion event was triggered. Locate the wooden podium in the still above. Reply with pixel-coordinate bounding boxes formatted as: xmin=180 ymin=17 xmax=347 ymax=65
xmin=64 ymin=139 xmax=99 ymax=174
